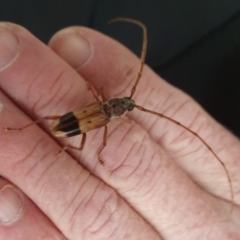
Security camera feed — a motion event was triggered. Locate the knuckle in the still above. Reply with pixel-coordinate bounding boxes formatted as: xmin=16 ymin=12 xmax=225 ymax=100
xmin=66 ymin=184 xmax=121 ymax=239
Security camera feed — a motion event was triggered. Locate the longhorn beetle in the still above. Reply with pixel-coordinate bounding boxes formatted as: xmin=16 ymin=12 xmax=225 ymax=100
xmin=4 ymin=18 xmax=233 ymax=217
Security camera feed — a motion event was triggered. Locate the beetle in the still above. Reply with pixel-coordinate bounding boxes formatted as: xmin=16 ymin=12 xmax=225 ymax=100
xmin=4 ymin=18 xmax=233 ymax=216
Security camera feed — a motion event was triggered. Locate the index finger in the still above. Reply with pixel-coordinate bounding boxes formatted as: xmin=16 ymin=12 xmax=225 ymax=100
xmin=0 ymin=23 xmax=161 ymax=240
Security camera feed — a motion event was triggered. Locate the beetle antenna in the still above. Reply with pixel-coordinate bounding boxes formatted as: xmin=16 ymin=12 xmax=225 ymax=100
xmin=134 ymin=104 xmax=234 ymax=219
xmin=109 ymin=18 xmax=147 ymax=98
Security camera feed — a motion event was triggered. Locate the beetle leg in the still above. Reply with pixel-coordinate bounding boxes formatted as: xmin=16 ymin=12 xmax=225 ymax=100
xmin=97 ymin=126 xmax=108 ymax=165
xmin=97 ymin=87 xmax=107 ymax=102
xmin=86 ymin=81 xmax=101 ymax=102
xmin=57 ymin=133 xmax=86 ymax=154
xmin=4 ymin=116 xmax=61 ymax=131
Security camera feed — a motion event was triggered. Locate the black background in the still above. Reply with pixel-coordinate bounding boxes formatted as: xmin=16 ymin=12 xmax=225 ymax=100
xmin=1 ymin=0 xmax=240 ymax=137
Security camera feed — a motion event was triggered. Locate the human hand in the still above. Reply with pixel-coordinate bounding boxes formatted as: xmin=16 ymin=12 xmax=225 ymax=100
xmin=0 ymin=22 xmax=240 ymax=240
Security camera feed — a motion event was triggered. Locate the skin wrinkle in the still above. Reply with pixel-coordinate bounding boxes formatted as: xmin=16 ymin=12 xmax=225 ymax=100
xmin=23 ymin=146 xmax=55 ymax=185
xmin=149 ymin=98 xmax=197 ymax=147
xmin=69 ymin=180 xmax=102 ymax=235
xmin=111 ymin=76 xmax=132 ymax=99
xmin=34 ymin=158 xmax=81 ymax=215
xmin=190 ymin=201 xmax=216 ymax=231
xmin=142 ymin=158 xmax=165 ymax=196
xmin=124 ymin=64 xmax=136 ymax=85
xmin=143 ymin=112 xmax=165 ymax=143
xmin=38 ymin=70 xmax=67 ymax=114
xmin=141 ymin=150 xmax=161 ymax=182
xmin=78 ymin=130 xmax=102 ymax=165
xmin=195 ymin=158 xmax=229 ymax=202
xmin=132 ymin=86 xmax=172 ymax=131
xmin=59 ymin=235 xmax=68 ymax=240
xmin=166 ymin=106 xmax=203 ymax=147
xmin=33 ymin=153 xmax=59 ymax=189
xmin=132 ymin=86 xmax=173 ymax=138
xmin=90 ymin=121 xmax=122 ymax=160
xmin=102 ymin=195 xmax=128 ymax=239
xmin=105 ymin=121 xmax=125 ymax=140
xmin=158 ymin=91 xmax=175 ymax=112
xmin=161 ymin=99 xmax=181 ymax=118
xmin=120 ymin=64 xmax=138 ymax=94
xmin=64 ymin=85 xmax=87 ymax=112
xmin=173 ymin=98 xmax=196 ymax=120
xmin=12 ymin=137 xmax=44 ymax=175
xmin=82 ymin=180 xmax=102 ymax=214
xmin=138 ymin=77 xmax=157 ymax=106
xmin=25 ymin=65 xmax=46 ymax=107
xmin=129 ymin=74 xmax=153 ymax=108
xmin=109 ymin=194 xmax=132 ymax=239
xmin=131 ymin=152 xmax=164 ymax=198
xmin=33 ymin=69 xmax=71 ymax=115
xmin=82 ymin=128 xmax=102 ymax=155
xmin=56 ymin=76 xmax=89 ymax=113
xmin=48 ymin=83 xmax=72 ymax=115
xmin=70 ymin=128 xmax=103 ymax=167
xmin=132 ymin=70 xmax=163 ymax=108
xmin=115 ymin=138 xmax=136 ymax=167
xmin=90 ymin=200 xmax=124 ymax=240
xmin=82 ymin=190 xmax=122 ymax=239
xmin=165 ymin=104 xmax=232 ymax=199
xmin=164 ymin=98 xmax=191 ymax=121
xmin=162 ymin=191 xmax=204 ymax=235
xmin=138 ymin=143 xmax=151 ymax=175
xmin=120 ymin=134 xmax=153 ymax=181
xmin=172 ymin=132 xmax=207 ymax=160
xmin=131 ymin=141 xmax=147 ymax=176
xmin=60 ymin=171 xmax=91 ymax=223
xmin=111 ymin=141 xmax=140 ymax=179
xmin=160 ymin=89 xmax=187 ymax=114
xmin=89 ymin=191 xmax=117 ymax=235
xmin=107 ymin=225 xmax=122 ymax=240
xmin=117 ymin=122 xmax=139 ymax=151
xmin=167 ymin=102 xmax=219 ymax=159
xmin=174 ymin=140 xmax=203 ymax=161
xmin=111 ymin=64 xmax=141 ymax=99
xmin=165 ymin=115 xmax=212 ymax=162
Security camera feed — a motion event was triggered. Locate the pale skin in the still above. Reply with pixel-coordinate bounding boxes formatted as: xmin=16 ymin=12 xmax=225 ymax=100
xmin=0 ymin=22 xmax=240 ymax=240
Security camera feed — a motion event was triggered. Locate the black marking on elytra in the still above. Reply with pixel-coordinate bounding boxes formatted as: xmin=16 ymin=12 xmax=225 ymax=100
xmin=55 ymin=112 xmax=81 ymax=137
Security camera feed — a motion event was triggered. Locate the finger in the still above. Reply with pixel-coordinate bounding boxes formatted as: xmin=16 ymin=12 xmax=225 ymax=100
xmin=0 ymin=23 xmax=161 ymax=239
xmin=0 ymin=177 xmax=66 ymax=240
xmin=49 ymin=25 xmax=240 ymax=205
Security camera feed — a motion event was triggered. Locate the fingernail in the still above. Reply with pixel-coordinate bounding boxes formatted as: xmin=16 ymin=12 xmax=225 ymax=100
xmin=0 ymin=185 xmax=24 ymax=225
xmin=49 ymin=29 xmax=92 ymax=69
xmin=0 ymin=23 xmax=19 ymax=71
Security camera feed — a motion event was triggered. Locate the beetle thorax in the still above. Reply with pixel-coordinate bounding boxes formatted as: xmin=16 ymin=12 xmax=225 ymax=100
xmin=102 ymin=97 xmax=135 ymax=119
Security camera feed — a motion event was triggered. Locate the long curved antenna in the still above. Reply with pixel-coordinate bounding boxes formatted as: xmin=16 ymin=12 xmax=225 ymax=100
xmin=109 ymin=18 xmax=147 ymax=98
xmin=135 ymin=104 xmax=234 ymax=219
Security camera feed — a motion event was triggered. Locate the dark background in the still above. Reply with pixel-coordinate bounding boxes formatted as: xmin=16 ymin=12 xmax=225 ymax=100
xmin=0 ymin=0 xmax=240 ymax=137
